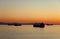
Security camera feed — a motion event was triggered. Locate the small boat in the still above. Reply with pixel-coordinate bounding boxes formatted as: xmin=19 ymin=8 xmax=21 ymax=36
xmin=46 ymin=24 xmax=53 ymax=26
xmin=33 ymin=23 xmax=45 ymax=28
xmin=8 ymin=23 xmax=22 ymax=26
xmin=13 ymin=23 xmax=22 ymax=26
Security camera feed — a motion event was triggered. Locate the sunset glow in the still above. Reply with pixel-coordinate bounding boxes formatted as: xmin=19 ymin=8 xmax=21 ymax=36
xmin=0 ymin=0 xmax=60 ymax=24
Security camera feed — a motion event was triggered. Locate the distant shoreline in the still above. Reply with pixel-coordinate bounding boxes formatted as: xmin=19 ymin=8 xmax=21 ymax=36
xmin=0 ymin=22 xmax=56 ymax=25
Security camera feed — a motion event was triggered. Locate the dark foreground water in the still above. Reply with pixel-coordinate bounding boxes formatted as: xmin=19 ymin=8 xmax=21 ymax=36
xmin=0 ymin=25 xmax=60 ymax=39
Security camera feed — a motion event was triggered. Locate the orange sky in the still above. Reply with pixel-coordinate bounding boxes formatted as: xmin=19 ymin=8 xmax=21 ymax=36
xmin=0 ymin=16 xmax=60 ymax=24
xmin=0 ymin=0 xmax=60 ymax=24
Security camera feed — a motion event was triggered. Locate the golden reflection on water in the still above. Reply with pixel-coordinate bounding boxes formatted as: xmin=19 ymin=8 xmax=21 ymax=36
xmin=0 ymin=25 xmax=60 ymax=39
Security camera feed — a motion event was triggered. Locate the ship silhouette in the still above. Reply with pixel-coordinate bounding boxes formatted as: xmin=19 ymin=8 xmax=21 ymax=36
xmin=33 ymin=23 xmax=45 ymax=28
xmin=8 ymin=23 xmax=22 ymax=26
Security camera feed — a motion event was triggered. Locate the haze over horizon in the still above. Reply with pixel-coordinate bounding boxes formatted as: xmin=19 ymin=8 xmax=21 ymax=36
xmin=0 ymin=0 xmax=60 ymax=24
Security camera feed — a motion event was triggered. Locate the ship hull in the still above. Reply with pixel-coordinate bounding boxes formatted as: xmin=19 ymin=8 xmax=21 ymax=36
xmin=33 ymin=23 xmax=45 ymax=28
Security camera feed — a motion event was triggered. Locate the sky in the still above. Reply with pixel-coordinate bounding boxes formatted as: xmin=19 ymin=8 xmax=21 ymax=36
xmin=0 ymin=0 xmax=60 ymax=24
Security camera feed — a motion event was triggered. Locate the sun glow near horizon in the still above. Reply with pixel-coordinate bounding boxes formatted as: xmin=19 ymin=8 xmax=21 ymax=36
xmin=0 ymin=0 xmax=60 ymax=24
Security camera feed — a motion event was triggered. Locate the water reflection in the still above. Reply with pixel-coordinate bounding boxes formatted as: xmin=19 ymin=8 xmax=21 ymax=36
xmin=0 ymin=25 xmax=60 ymax=39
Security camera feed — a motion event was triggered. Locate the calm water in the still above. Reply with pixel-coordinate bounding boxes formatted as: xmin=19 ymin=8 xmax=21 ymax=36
xmin=0 ymin=25 xmax=60 ymax=39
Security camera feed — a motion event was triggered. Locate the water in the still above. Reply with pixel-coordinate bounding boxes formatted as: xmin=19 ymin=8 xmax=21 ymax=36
xmin=0 ymin=25 xmax=60 ymax=39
